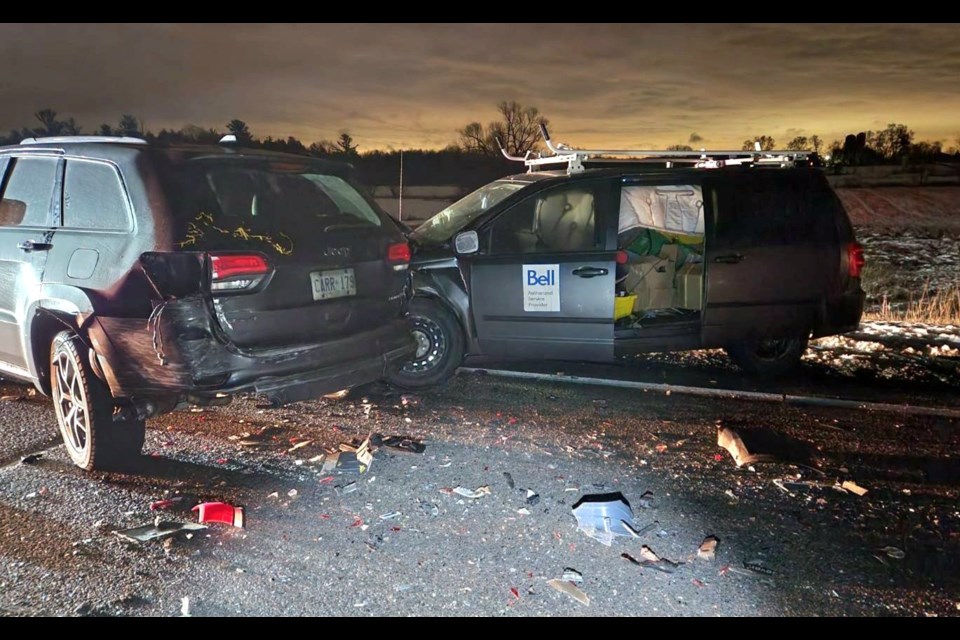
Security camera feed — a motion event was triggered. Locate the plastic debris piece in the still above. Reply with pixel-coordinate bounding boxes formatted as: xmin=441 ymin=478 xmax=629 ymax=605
xmin=717 ymin=426 xmax=777 ymax=467
xmin=503 ymin=472 xmax=515 ymax=489
xmin=180 ymin=596 xmax=191 ymax=617
xmin=691 ymin=578 xmax=706 ymax=588
xmin=288 ymin=440 xmax=311 ymax=453
xmin=379 ymin=511 xmax=402 ymax=520
xmin=20 ymin=453 xmax=43 ymax=465
xmin=192 ymin=502 xmax=245 ymax=528
xmin=510 ymin=587 xmax=520 ymax=600
xmin=516 ymin=508 xmax=531 ymax=515
xmin=698 ymin=535 xmax=719 ymax=561
xmin=547 ymin=579 xmax=590 ymax=606
xmin=880 ymin=546 xmax=906 ymax=559
xmin=287 ymin=489 xmax=298 ymax=498
xmin=841 ymin=480 xmax=868 ymax=496
xmin=561 ymin=568 xmax=583 ymax=584
xmin=341 ymin=481 xmax=358 ymax=494
xmin=114 ymin=521 xmax=207 ymax=543
xmin=452 ymin=486 xmax=491 ymax=499
xmin=637 ymin=490 xmax=654 ymax=509
xmin=571 ymin=492 xmax=636 ymax=546
xmin=526 ymin=489 xmax=540 ymax=506
xmin=150 ymin=497 xmax=183 ymax=511
xmin=419 ymin=500 xmax=440 ymax=516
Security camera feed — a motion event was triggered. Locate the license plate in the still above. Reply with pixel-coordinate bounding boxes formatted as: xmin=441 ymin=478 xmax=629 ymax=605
xmin=310 ymin=268 xmax=356 ymax=301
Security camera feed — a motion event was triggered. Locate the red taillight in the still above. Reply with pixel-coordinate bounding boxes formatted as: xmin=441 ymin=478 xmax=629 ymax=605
xmin=616 ymin=250 xmax=629 ymax=265
xmin=846 ymin=242 xmax=865 ymax=278
xmin=208 ymin=253 xmax=270 ymax=292
xmin=387 ymin=242 xmax=411 ymax=263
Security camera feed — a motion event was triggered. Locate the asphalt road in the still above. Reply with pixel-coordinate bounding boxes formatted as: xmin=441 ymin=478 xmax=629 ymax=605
xmin=0 ymin=357 xmax=958 ymax=617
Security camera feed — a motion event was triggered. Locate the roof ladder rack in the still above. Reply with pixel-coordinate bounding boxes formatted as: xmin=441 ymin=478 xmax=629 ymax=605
xmin=499 ymin=125 xmax=810 ymax=174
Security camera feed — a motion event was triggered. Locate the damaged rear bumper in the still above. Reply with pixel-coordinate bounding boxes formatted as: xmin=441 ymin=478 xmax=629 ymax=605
xmin=87 ymin=300 xmax=415 ymax=401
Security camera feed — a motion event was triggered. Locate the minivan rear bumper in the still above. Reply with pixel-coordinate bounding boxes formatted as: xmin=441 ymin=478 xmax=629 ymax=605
xmin=814 ymin=288 xmax=865 ymax=337
xmin=88 ymin=300 xmax=415 ymax=400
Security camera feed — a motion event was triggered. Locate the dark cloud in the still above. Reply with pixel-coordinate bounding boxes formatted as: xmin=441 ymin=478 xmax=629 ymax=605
xmin=0 ymin=23 xmax=957 ymax=149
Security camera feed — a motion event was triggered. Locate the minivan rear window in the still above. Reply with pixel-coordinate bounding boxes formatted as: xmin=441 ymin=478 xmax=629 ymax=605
xmin=164 ymin=158 xmax=385 ymax=254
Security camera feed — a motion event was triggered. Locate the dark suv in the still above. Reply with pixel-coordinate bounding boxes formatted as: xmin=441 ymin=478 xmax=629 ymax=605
xmin=387 ymin=162 xmax=864 ymax=389
xmin=0 ymin=136 xmax=414 ymax=470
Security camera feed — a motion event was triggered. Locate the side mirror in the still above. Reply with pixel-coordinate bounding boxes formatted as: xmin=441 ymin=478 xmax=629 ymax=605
xmin=453 ymin=230 xmax=479 ymax=255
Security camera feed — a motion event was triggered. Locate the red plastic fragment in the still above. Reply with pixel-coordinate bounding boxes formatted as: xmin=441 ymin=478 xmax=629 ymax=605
xmin=510 ymin=587 xmax=520 ymax=600
xmin=150 ymin=497 xmax=182 ymax=511
xmin=692 ymin=578 xmax=706 ymax=588
xmin=192 ymin=501 xmax=245 ymax=527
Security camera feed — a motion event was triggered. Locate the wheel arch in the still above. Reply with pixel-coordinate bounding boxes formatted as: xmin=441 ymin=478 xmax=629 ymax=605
xmin=26 ymin=290 xmax=98 ymax=395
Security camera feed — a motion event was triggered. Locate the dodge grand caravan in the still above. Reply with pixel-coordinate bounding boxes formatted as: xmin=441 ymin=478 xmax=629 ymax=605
xmin=0 ymin=136 xmax=414 ymax=469
xmin=386 ymin=142 xmax=864 ymax=389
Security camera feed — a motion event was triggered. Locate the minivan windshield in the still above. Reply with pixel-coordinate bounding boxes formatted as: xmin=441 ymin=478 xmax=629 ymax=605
xmin=412 ymin=180 xmax=526 ymax=245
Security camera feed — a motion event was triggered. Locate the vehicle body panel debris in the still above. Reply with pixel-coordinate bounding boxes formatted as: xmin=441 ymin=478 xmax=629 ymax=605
xmin=451 ymin=486 xmax=491 ymax=499
xmin=370 ymin=433 xmax=425 ymax=454
xmin=193 ymin=502 xmax=245 ymax=528
xmin=546 ymin=579 xmax=590 ymax=606
xmin=841 ymin=480 xmax=869 ymax=496
xmin=571 ymin=492 xmax=639 ymax=546
xmin=114 ymin=521 xmax=207 ymax=543
xmin=698 ymin=536 xmax=719 ymax=560
xmin=561 ymin=568 xmax=583 ymax=584
xmin=717 ymin=425 xmax=778 ymax=467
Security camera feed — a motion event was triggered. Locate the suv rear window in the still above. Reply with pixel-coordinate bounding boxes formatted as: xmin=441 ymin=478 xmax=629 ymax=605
xmin=163 ymin=158 xmax=386 ymax=254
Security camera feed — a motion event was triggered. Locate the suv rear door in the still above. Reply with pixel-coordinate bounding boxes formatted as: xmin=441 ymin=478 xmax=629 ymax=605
xmin=702 ymin=170 xmax=832 ymax=345
xmin=467 ymin=177 xmax=617 ymax=362
xmin=0 ymin=155 xmax=60 ymax=372
xmin=166 ymin=158 xmax=409 ymax=351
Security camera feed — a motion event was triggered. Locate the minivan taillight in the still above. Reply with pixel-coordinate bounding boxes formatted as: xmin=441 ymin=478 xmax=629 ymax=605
xmin=387 ymin=242 xmax=411 ymax=269
xmin=846 ymin=242 xmax=865 ymax=279
xmin=209 ymin=253 xmax=271 ymax=292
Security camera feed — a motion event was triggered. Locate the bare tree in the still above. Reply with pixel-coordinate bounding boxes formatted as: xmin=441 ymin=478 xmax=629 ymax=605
xmin=870 ymin=123 xmax=913 ymax=160
xmin=810 ymin=135 xmax=823 ymax=155
xmin=786 ymin=136 xmax=810 ymax=151
xmin=457 ymin=101 xmax=549 ymax=157
xmin=226 ymin=119 xmax=252 ymax=143
xmin=34 ymin=109 xmax=61 ymax=135
xmin=118 ymin=114 xmax=141 ymax=137
xmin=336 ymin=132 xmax=358 ymax=156
xmin=742 ymin=136 xmax=776 ymax=151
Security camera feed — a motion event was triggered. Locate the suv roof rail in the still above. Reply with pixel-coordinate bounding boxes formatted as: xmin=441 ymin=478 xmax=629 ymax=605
xmin=498 ymin=125 xmax=811 ymax=174
xmin=19 ymin=135 xmax=148 ymax=146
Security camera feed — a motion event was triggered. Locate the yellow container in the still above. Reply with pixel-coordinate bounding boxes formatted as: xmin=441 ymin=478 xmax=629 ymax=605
xmin=614 ymin=294 xmax=637 ymax=320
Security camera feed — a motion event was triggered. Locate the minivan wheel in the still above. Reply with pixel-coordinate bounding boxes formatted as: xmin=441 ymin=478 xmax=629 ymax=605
xmin=51 ymin=331 xmax=145 ymax=470
xmin=386 ymin=298 xmax=464 ymax=390
xmin=725 ymin=333 xmax=810 ymax=377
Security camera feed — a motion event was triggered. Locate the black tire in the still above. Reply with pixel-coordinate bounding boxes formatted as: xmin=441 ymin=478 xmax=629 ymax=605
xmin=725 ymin=333 xmax=810 ymax=377
xmin=50 ymin=331 xmax=145 ymax=470
xmin=386 ymin=298 xmax=465 ymax=390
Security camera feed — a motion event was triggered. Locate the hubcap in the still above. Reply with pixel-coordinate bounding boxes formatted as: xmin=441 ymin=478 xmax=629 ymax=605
xmin=53 ymin=348 xmax=90 ymax=457
xmin=402 ymin=316 xmax=446 ymax=374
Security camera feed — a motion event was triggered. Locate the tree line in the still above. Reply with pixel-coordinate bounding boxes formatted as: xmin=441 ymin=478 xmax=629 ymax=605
xmin=3 ymin=105 xmax=957 ymax=189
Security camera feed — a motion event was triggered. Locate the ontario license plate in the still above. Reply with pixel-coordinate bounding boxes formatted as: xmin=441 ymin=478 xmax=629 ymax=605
xmin=310 ymin=268 xmax=356 ymax=301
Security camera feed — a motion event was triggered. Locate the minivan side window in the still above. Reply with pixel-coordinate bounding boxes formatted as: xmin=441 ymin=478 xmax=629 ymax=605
xmin=488 ymin=185 xmax=597 ymax=254
xmin=0 ymin=156 xmax=58 ymax=228
xmin=63 ymin=159 xmax=132 ymax=231
xmin=719 ymin=173 xmax=809 ymax=246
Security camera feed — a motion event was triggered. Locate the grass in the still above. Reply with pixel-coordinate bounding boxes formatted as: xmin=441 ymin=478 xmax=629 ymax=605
xmin=864 ymin=283 xmax=960 ymax=325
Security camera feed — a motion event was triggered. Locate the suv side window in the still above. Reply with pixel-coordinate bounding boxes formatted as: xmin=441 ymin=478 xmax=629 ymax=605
xmin=63 ymin=159 xmax=132 ymax=231
xmin=488 ymin=184 xmax=597 ymax=254
xmin=0 ymin=156 xmax=58 ymax=227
